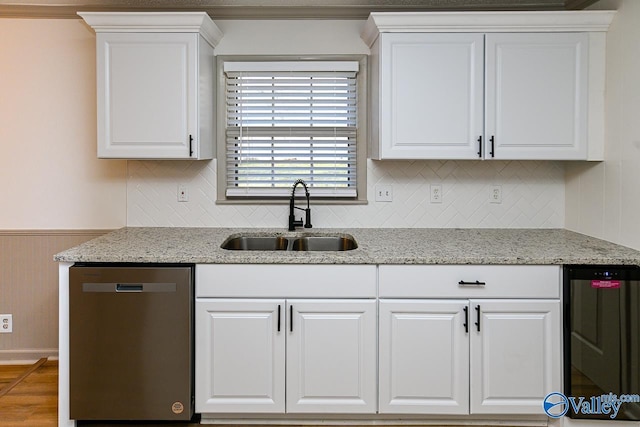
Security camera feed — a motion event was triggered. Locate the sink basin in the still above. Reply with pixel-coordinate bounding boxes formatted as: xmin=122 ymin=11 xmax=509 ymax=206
xmin=292 ymin=236 xmax=358 ymax=251
xmin=221 ymin=234 xmax=358 ymax=251
xmin=221 ymin=236 xmax=289 ymax=251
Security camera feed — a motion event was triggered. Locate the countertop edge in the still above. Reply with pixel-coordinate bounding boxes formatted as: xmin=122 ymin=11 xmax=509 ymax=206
xmin=53 ymin=227 xmax=640 ymax=266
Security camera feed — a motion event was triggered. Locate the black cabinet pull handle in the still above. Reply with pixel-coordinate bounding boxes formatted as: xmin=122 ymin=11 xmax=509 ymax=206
xmin=458 ymin=280 xmax=486 ymax=286
xmin=463 ymin=306 xmax=469 ymax=333
xmin=475 ymin=305 xmax=481 ymax=331
xmin=477 ymin=135 xmax=482 ymax=158
xmin=489 ymin=136 xmax=495 ymax=158
xmin=277 ymin=305 xmax=281 ymax=332
xmin=189 ymin=134 xmax=194 ymax=157
xmin=290 ymin=305 xmax=293 ymax=332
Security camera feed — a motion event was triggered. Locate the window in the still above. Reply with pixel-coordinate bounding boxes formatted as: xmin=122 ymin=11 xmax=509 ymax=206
xmin=218 ymin=58 xmax=366 ymax=202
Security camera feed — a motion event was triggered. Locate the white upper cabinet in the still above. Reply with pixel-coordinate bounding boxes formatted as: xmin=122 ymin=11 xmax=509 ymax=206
xmin=79 ymin=12 xmax=223 ymax=159
xmin=363 ymin=12 xmax=614 ymax=161
xmin=485 ymin=33 xmax=588 ymax=160
xmin=377 ymin=33 xmax=484 ymax=159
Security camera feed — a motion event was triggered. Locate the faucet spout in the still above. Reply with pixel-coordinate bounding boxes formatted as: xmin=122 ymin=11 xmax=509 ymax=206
xmin=288 ymin=179 xmax=312 ymax=231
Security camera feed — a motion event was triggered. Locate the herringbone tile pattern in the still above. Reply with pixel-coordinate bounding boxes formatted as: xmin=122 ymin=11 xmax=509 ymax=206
xmin=126 ymin=159 xmax=564 ymax=229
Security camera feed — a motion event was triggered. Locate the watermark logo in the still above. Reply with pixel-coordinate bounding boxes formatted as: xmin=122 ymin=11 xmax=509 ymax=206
xmin=543 ymin=392 xmax=569 ymax=418
xmin=544 ymin=392 xmax=640 ymax=419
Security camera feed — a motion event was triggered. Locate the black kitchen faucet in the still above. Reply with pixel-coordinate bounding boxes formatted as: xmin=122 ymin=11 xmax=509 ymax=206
xmin=288 ymin=179 xmax=312 ymax=231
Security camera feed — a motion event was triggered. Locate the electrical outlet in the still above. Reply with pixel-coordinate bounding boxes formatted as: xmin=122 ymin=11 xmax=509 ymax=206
xmin=375 ymin=185 xmax=393 ymax=202
xmin=491 ymin=185 xmax=502 ymax=204
xmin=1 ymin=314 xmax=12 ymax=333
xmin=430 ymin=184 xmax=442 ymax=204
xmin=177 ymin=185 xmax=189 ymax=202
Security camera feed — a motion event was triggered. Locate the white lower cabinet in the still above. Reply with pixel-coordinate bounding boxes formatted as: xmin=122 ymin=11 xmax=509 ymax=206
xmin=196 ymin=264 xmax=562 ymax=419
xmin=196 ymin=299 xmax=285 ymax=413
xmin=469 ymin=299 xmax=560 ymax=414
xmin=286 ymin=300 xmax=377 ymax=413
xmin=197 ymin=298 xmax=376 ymax=414
xmin=379 ymin=300 xmax=470 ymax=414
xmin=378 ymin=265 xmax=562 ymax=416
xmin=195 ymin=264 xmax=378 ymax=415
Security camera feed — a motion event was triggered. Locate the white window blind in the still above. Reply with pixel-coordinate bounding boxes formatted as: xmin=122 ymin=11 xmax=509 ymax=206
xmin=224 ymin=61 xmax=359 ymax=198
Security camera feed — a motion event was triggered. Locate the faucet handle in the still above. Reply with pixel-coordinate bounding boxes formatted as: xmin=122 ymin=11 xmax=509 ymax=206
xmin=304 ymin=208 xmax=312 ymax=229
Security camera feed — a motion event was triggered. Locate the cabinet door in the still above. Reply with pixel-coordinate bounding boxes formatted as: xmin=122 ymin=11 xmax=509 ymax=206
xmin=379 ymin=300 xmax=469 ymax=414
xmin=485 ymin=33 xmax=588 ymax=160
xmin=286 ymin=299 xmax=377 ymax=413
xmin=469 ymin=299 xmax=561 ymax=414
xmin=195 ymin=299 xmax=285 ymax=413
xmin=379 ymin=33 xmax=484 ymax=159
xmin=97 ymin=33 xmax=197 ymax=159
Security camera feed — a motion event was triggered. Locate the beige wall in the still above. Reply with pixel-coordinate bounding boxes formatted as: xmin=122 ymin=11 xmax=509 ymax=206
xmin=0 ymin=19 xmax=125 ymax=360
xmin=0 ymin=18 xmax=126 ymax=230
xmin=566 ymin=0 xmax=640 ymax=250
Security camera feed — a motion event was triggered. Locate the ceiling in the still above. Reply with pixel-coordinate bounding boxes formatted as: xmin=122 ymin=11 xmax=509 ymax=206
xmin=0 ymin=0 xmax=600 ymax=19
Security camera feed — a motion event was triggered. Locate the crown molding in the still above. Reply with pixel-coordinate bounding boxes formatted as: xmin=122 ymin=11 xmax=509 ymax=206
xmin=78 ymin=11 xmax=223 ymax=47
xmin=361 ymin=10 xmax=615 ymax=47
xmin=565 ymin=0 xmax=601 ymax=9
xmin=0 ymin=0 xmax=590 ymax=20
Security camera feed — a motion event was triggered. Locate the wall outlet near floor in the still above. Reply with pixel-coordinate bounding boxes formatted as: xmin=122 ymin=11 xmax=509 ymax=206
xmin=491 ymin=185 xmax=502 ymax=204
xmin=430 ymin=184 xmax=442 ymax=204
xmin=177 ymin=185 xmax=189 ymax=202
xmin=1 ymin=314 xmax=12 ymax=333
xmin=375 ymin=185 xmax=393 ymax=202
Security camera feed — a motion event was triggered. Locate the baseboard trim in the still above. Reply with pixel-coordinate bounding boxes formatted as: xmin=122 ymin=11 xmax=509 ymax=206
xmin=200 ymin=416 xmax=548 ymax=426
xmin=0 ymin=349 xmax=59 ymax=365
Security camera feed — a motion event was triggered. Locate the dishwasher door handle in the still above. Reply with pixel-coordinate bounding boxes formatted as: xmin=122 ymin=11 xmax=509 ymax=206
xmin=116 ymin=283 xmax=144 ymax=292
xmin=82 ymin=283 xmax=177 ymax=293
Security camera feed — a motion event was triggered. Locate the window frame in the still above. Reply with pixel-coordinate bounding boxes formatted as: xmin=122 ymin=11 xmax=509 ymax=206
xmin=216 ymin=55 xmax=368 ymax=205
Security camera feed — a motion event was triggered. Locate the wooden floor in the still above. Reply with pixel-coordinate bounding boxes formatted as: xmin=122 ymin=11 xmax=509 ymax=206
xmin=0 ymin=359 xmax=57 ymax=426
xmin=0 ymin=361 xmax=518 ymax=427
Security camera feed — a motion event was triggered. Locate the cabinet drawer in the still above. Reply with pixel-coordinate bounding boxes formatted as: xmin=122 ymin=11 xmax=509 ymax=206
xmin=197 ymin=264 xmax=376 ymax=298
xmin=379 ymin=265 xmax=560 ymax=298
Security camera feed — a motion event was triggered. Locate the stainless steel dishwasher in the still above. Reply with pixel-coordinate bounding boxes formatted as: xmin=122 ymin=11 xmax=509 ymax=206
xmin=69 ymin=264 xmax=194 ymax=421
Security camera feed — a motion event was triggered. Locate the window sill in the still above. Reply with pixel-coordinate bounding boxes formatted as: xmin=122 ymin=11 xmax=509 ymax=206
xmin=215 ymin=198 xmax=368 ymax=206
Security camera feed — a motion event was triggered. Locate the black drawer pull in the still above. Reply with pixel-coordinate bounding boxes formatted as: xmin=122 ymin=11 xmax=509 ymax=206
xmin=475 ymin=305 xmax=481 ymax=332
xmin=458 ymin=280 xmax=486 ymax=286
xmin=290 ymin=305 xmax=293 ymax=332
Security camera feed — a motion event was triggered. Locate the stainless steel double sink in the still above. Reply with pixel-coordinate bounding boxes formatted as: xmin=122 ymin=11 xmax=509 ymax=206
xmin=221 ymin=234 xmax=358 ymax=252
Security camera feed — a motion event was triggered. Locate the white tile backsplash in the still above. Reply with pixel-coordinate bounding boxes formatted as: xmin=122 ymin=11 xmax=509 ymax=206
xmin=126 ymin=159 xmax=565 ymax=228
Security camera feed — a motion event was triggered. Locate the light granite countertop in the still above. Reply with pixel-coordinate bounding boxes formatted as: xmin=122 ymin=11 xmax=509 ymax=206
xmin=54 ymin=227 xmax=640 ymax=266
